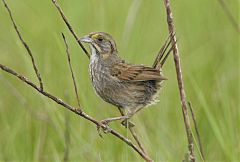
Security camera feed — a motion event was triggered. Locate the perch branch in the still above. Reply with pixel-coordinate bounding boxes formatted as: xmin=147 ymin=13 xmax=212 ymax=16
xmin=2 ymin=0 xmax=43 ymax=91
xmin=62 ymin=33 xmax=82 ymax=110
xmin=163 ymin=0 xmax=195 ymax=161
xmin=0 ymin=63 xmax=151 ymax=162
xmin=51 ymin=0 xmax=90 ymax=58
xmin=188 ymin=102 xmax=205 ymax=160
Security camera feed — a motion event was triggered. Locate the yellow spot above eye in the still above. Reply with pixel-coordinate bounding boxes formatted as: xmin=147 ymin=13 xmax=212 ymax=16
xmin=91 ymin=34 xmax=100 ymax=39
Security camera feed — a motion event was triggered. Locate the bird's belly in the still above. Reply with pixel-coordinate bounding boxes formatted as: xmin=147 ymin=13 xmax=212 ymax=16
xmin=89 ymin=59 xmax=161 ymax=111
xmin=90 ymin=65 xmax=126 ymax=107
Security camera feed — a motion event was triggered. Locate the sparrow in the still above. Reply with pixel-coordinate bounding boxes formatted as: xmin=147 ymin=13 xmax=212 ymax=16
xmin=80 ymin=32 xmax=173 ymax=126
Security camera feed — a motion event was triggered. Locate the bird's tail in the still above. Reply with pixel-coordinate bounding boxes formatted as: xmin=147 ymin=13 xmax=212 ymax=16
xmin=152 ymin=32 xmax=177 ymax=70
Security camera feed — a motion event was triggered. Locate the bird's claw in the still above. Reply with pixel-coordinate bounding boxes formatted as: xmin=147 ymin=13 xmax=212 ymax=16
xmin=121 ymin=119 xmax=135 ymax=128
xmin=100 ymin=119 xmax=111 ymax=126
xmin=96 ymin=120 xmax=111 ymax=137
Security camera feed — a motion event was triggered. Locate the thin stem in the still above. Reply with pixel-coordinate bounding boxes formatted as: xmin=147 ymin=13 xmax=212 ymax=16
xmin=2 ymin=0 xmax=43 ymax=91
xmin=52 ymin=0 xmax=90 ymax=58
xmin=163 ymin=0 xmax=195 ymax=161
xmin=62 ymin=33 xmax=82 ymax=110
xmin=188 ymin=102 xmax=205 ymax=160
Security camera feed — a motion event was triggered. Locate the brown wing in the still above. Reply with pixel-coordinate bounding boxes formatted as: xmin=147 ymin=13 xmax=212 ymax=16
xmin=110 ymin=62 xmax=167 ymax=82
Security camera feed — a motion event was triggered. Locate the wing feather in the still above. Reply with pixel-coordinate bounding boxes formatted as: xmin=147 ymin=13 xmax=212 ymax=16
xmin=110 ymin=62 xmax=167 ymax=82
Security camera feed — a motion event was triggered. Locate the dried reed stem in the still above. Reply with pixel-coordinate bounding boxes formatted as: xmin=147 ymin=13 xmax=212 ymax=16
xmin=163 ymin=0 xmax=195 ymax=161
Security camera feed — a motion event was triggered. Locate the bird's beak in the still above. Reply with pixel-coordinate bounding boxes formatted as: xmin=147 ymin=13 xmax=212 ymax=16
xmin=79 ymin=35 xmax=92 ymax=43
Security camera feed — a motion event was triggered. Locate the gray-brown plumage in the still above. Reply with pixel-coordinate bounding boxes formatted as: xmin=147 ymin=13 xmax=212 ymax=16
xmin=80 ymin=32 xmax=172 ymax=125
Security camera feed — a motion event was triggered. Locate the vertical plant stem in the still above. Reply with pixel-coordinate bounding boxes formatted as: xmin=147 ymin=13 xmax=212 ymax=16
xmin=163 ymin=0 xmax=195 ymax=161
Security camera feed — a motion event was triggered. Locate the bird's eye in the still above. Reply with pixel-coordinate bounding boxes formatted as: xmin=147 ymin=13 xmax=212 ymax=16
xmin=97 ymin=38 xmax=103 ymax=42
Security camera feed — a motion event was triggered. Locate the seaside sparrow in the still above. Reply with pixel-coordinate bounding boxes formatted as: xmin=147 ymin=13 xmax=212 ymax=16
xmin=80 ymin=32 xmax=174 ymax=127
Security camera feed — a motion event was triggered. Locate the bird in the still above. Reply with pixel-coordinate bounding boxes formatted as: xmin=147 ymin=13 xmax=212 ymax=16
xmin=80 ymin=31 xmax=174 ymax=127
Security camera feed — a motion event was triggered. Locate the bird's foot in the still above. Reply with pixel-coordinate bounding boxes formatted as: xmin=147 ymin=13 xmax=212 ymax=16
xmin=97 ymin=121 xmax=111 ymax=137
xmin=121 ymin=119 xmax=135 ymax=128
xmin=97 ymin=116 xmax=130 ymax=137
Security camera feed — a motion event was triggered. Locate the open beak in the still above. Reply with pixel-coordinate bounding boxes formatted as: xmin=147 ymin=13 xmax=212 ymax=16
xmin=79 ymin=35 xmax=92 ymax=43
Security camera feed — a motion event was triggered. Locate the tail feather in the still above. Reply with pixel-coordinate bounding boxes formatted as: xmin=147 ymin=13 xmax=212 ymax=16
xmin=152 ymin=32 xmax=177 ymax=70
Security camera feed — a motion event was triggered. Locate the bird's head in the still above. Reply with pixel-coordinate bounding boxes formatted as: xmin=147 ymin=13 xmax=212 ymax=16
xmin=80 ymin=32 xmax=117 ymax=59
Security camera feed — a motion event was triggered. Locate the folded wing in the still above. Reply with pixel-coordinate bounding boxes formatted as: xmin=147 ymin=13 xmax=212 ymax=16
xmin=111 ymin=62 xmax=167 ymax=82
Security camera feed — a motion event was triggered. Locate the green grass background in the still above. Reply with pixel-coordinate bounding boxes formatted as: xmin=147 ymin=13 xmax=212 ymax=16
xmin=0 ymin=0 xmax=239 ymax=161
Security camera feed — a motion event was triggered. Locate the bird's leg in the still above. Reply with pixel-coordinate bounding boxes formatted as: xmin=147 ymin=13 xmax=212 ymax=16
xmin=97 ymin=115 xmax=130 ymax=136
xmin=117 ymin=107 xmax=135 ymax=128
xmin=97 ymin=109 xmax=134 ymax=136
xmin=121 ymin=107 xmax=148 ymax=128
xmin=121 ymin=119 xmax=135 ymax=128
xmin=100 ymin=115 xmax=130 ymax=126
xmin=120 ymin=111 xmax=136 ymax=128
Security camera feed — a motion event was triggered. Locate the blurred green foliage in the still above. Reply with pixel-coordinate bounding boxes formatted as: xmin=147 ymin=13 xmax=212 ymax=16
xmin=0 ymin=0 xmax=239 ymax=161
